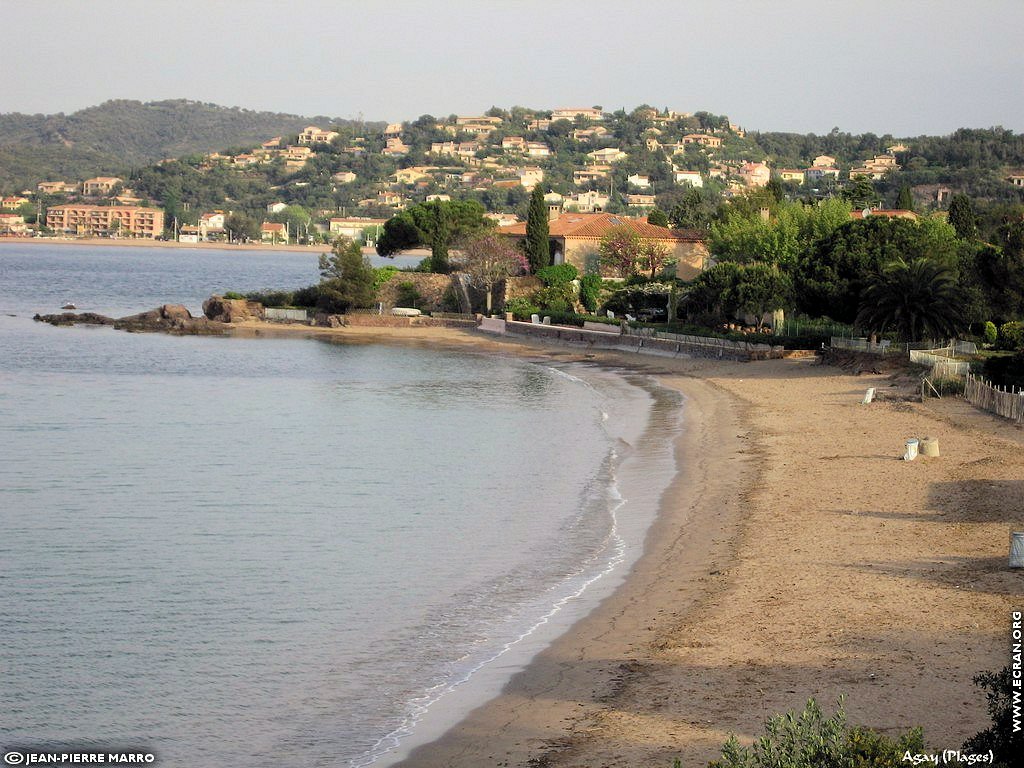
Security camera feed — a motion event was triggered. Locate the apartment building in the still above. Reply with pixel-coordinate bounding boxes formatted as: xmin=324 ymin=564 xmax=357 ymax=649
xmin=47 ymin=205 xmax=164 ymax=238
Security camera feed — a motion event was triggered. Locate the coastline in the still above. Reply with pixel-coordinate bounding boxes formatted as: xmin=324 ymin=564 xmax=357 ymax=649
xmin=0 ymin=236 xmax=430 ymax=258
xmin=228 ymin=323 xmax=1023 ymax=767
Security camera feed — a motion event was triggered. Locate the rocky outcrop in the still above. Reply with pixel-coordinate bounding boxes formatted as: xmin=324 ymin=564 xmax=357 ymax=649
xmin=34 ymin=312 xmax=115 ymax=326
xmin=202 ymin=295 xmax=265 ymax=323
xmin=35 ymin=305 xmax=228 ymax=335
xmin=115 ymin=304 xmax=226 ymax=335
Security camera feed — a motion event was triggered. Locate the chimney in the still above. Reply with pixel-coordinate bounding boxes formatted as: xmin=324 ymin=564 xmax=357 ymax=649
xmin=548 ymin=204 xmax=561 ymax=222
xmin=759 ymin=207 xmax=770 ymax=222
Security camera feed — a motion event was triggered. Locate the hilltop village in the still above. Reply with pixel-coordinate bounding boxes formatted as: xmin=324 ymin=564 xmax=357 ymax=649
xmin=6 ymin=104 xmax=1020 ymax=245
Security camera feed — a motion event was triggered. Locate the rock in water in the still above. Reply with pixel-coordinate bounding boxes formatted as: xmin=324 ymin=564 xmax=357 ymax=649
xmin=202 ymin=295 xmax=265 ymax=323
xmin=34 ymin=312 xmax=114 ymax=326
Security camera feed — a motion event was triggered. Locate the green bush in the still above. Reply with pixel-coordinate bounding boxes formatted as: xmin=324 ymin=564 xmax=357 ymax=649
xmin=535 ymin=263 xmax=578 ymax=287
xmin=983 ymin=321 xmax=998 ymax=345
xmin=223 ymin=291 xmax=245 ymax=300
xmin=997 ymin=321 xmax=1024 ymax=351
xmin=504 ymin=296 xmax=539 ymax=319
xmin=395 ymin=281 xmax=422 ymax=308
xmin=292 ymin=284 xmax=321 ymax=308
xmin=532 ymin=285 xmax=573 ymax=313
xmin=579 ymin=273 xmax=602 ymax=313
xmin=372 ymin=265 xmax=398 ymax=290
xmin=244 ymin=289 xmax=295 ymax=308
xmin=706 ymin=698 xmax=924 ymax=768
xmin=963 ymin=666 xmax=1024 ymax=767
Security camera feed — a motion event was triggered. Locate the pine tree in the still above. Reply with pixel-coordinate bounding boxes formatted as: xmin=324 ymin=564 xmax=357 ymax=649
xmin=524 ymin=185 xmax=550 ymax=273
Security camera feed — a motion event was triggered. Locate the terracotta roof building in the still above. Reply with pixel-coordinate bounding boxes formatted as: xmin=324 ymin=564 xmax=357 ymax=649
xmin=502 ymin=212 xmax=708 ymax=279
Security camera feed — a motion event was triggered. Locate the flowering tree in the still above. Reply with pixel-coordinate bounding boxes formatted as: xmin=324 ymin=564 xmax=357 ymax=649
xmin=599 ymin=225 xmax=675 ymax=279
xmin=458 ymin=233 xmax=529 ymax=313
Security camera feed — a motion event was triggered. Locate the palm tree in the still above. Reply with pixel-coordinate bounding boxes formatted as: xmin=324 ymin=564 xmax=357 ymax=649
xmin=855 ymin=258 xmax=967 ymax=342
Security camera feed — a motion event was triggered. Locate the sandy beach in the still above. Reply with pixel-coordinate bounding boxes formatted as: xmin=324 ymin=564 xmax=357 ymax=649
xmin=236 ymin=324 xmax=1024 ymax=767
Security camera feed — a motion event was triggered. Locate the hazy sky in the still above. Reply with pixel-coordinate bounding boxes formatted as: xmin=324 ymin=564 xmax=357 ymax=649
xmin=4 ymin=0 xmax=1022 ymax=136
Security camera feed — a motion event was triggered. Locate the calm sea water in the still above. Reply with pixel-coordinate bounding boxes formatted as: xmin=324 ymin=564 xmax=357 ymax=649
xmin=0 ymin=244 xmax=682 ymax=767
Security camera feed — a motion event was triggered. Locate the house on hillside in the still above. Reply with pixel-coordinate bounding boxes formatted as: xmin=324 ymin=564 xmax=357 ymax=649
xmin=739 ymin=162 xmax=771 ymax=188
xmin=551 ymin=107 xmax=605 ymax=122
xmin=681 ymin=134 xmax=722 ymax=148
xmin=298 ymin=126 xmax=339 ymax=145
xmin=501 ymin=212 xmax=708 ymax=279
xmin=37 ymin=181 xmax=77 ymax=195
xmin=573 ymin=166 xmax=611 ymax=185
xmin=517 ymin=167 xmax=544 ymax=190
xmin=673 ymin=168 xmax=704 ymax=187
xmin=81 ymin=178 xmax=122 ymax=196
xmin=587 ymin=147 xmax=627 ymax=164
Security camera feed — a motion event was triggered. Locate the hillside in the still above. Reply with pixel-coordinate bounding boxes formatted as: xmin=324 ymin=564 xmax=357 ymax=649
xmin=0 ymin=99 xmax=376 ymax=190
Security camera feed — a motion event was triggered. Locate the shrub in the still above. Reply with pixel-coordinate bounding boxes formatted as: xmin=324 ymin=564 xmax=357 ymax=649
xmin=706 ymin=698 xmax=924 ymax=768
xmin=983 ymin=321 xmax=998 ymax=345
xmin=372 ymin=265 xmax=399 ymax=290
xmin=504 ymin=296 xmax=540 ymax=319
xmin=292 ymin=284 xmax=320 ymax=308
xmin=244 ymin=289 xmax=294 ymax=308
xmin=963 ymin=666 xmax=1024 ymax=767
xmin=223 ymin=291 xmax=245 ymax=300
xmin=532 ymin=285 xmax=574 ymax=313
xmin=579 ymin=274 xmax=603 ymax=313
xmin=535 ymin=263 xmax=578 ymax=287
xmin=395 ymin=281 xmax=422 ymax=308
xmin=997 ymin=321 xmax=1024 ymax=351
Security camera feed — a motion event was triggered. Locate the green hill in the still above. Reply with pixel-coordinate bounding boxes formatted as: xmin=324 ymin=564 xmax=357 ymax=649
xmin=0 ymin=99 xmax=372 ymax=190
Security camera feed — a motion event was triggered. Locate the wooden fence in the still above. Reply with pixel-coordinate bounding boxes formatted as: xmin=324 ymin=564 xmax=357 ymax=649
xmin=963 ymin=372 xmax=1024 ymax=423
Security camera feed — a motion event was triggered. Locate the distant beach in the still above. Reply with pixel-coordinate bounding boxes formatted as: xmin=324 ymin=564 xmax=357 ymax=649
xmin=0 ymin=236 xmax=431 ymax=260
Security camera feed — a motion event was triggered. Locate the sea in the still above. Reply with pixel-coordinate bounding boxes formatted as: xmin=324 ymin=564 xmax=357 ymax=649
xmin=0 ymin=243 xmax=684 ymax=767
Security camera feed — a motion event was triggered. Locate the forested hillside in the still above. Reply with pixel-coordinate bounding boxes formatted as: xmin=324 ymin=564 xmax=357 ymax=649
xmin=0 ymin=100 xmax=373 ymax=189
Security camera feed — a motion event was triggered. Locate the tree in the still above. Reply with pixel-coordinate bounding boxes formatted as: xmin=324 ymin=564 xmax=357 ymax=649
xmin=458 ymin=232 xmax=529 ymax=313
xmin=316 ymin=237 xmax=376 ymax=313
xmin=598 ymin=226 xmax=644 ymax=278
xmin=376 ymin=200 xmax=490 ymax=273
xmin=646 ymin=208 xmax=669 ymax=227
xmin=796 ymin=216 xmax=957 ymax=322
xmin=224 ymin=212 xmax=259 ymax=243
xmin=733 ymin=263 xmax=792 ymax=325
xmin=662 ymin=185 xmax=717 ymax=230
xmin=948 ymin=193 xmax=978 ymax=240
xmin=896 ymin=184 xmax=914 ymax=211
xmin=524 ymin=185 xmax=550 ymax=272
xmin=843 ymin=175 xmax=880 ymax=209
xmin=855 ymin=257 xmax=967 ymax=341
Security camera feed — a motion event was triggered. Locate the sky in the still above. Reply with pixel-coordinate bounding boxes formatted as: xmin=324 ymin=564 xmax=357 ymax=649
xmin=4 ymin=0 xmax=1022 ymax=137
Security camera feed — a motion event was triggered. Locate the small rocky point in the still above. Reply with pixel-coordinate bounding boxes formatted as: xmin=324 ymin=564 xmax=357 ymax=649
xmin=33 ymin=295 xmax=264 ymax=335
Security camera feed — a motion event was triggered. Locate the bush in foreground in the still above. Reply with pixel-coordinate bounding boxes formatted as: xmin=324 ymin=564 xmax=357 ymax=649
xmin=705 ymin=698 xmax=924 ymax=768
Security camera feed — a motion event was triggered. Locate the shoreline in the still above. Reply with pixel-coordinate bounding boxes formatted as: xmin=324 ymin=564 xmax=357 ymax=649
xmin=225 ymin=323 xmax=1022 ymax=767
xmin=0 ymin=236 xmax=430 ymax=258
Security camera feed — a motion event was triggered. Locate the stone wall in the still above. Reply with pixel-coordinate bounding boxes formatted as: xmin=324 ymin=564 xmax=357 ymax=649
xmin=375 ymin=273 xmax=454 ymax=311
xmin=319 ymin=312 xmax=477 ymax=328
